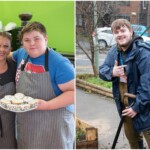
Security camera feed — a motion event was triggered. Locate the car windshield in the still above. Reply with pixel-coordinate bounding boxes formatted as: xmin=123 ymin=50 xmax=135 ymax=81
xmin=131 ymin=24 xmax=149 ymax=36
xmin=102 ymin=30 xmax=112 ymax=34
xmin=132 ymin=26 xmax=142 ymax=31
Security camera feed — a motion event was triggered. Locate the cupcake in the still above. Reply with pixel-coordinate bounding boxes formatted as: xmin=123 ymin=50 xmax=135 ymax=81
xmin=4 ymin=95 xmax=14 ymax=101
xmin=29 ymin=99 xmax=38 ymax=108
xmin=7 ymin=104 xmax=18 ymax=111
xmin=14 ymin=93 xmax=25 ymax=100
xmin=13 ymin=105 xmax=21 ymax=111
xmin=12 ymin=99 xmax=24 ymax=105
xmin=0 ymin=98 xmax=11 ymax=108
xmin=23 ymin=96 xmax=34 ymax=103
xmin=20 ymin=104 xmax=31 ymax=111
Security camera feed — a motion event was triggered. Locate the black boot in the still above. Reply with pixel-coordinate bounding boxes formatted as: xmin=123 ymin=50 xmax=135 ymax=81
xmin=138 ymin=140 xmax=145 ymax=149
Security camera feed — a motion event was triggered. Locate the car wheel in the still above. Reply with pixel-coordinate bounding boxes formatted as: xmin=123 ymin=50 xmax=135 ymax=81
xmin=98 ymin=40 xmax=107 ymax=49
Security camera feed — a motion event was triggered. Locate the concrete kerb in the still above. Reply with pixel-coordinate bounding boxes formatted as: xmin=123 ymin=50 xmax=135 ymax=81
xmin=76 ymin=78 xmax=113 ymax=99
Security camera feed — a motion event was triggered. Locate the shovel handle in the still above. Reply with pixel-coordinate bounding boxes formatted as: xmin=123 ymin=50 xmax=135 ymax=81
xmin=111 ymin=116 xmax=125 ymax=149
xmin=124 ymin=93 xmax=136 ymax=99
xmin=111 ymin=93 xmax=136 ymax=149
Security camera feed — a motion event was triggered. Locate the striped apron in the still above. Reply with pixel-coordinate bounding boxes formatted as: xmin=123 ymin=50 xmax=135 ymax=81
xmin=0 ymin=82 xmax=17 ymax=149
xmin=16 ymin=50 xmax=75 ymax=149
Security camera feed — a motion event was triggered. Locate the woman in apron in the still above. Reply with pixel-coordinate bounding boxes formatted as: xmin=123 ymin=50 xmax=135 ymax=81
xmin=0 ymin=32 xmax=17 ymax=148
xmin=12 ymin=22 xmax=75 ymax=149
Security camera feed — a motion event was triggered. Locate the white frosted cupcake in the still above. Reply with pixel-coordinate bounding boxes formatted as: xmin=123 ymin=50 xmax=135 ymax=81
xmin=13 ymin=105 xmax=21 ymax=111
xmin=7 ymin=104 xmax=18 ymax=111
xmin=14 ymin=93 xmax=25 ymax=100
xmin=12 ymin=99 xmax=24 ymax=105
xmin=4 ymin=95 xmax=14 ymax=101
xmin=21 ymin=104 xmax=31 ymax=111
xmin=23 ymin=96 xmax=34 ymax=103
xmin=0 ymin=98 xmax=11 ymax=108
xmin=29 ymin=99 xmax=38 ymax=108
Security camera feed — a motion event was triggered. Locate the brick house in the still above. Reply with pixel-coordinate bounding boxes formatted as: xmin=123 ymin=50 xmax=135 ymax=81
xmin=76 ymin=1 xmax=150 ymax=32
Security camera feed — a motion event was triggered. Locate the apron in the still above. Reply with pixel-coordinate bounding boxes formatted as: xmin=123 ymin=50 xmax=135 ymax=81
xmin=16 ymin=49 xmax=75 ymax=149
xmin=0 ymin=82 xmax=17 ymax=149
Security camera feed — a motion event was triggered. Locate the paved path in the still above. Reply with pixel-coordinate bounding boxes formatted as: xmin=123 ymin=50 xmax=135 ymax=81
xmin=76 ymin=88 xmax=130 ymax=149
xmin=76 ymin=52 xmax=107 ymax=74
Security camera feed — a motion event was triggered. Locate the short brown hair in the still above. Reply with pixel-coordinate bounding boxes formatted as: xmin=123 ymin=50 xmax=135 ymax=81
xmin=111 ymin=19 xmax=132 ymax=32
xmin=20 ymin=21 xmax=47 ymax=40
xmin=0 ymin=32 xmax=12 ymax=42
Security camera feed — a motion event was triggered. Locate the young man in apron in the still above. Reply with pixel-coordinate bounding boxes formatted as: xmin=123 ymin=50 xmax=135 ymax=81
xmin=0 ymin=32 xmax=17 ymax=148
xmin=11 ymin=22 xmax=75 ymax=149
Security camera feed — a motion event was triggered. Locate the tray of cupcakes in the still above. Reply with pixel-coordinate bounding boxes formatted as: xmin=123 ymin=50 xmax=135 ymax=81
xmin=0 ymin=93 xmax=38 ymax=112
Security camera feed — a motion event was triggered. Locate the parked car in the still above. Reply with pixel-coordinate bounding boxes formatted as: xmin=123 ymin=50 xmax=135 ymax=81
xmin=96 ymin=27 xmax=116 ymax=49
xmin=141 ymin=35 xmax=150 ymax=43
xmin=95 ymin=27 xmax=150 ymax=49
xmin=131 ymin=24 xmax=149 ymax=37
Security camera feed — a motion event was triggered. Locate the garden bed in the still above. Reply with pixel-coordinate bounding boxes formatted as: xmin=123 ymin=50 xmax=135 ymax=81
xmin=76 ymin=117 xmax=98 ymax=149
xmin=76 ymin=74 xmax=113 ymax=98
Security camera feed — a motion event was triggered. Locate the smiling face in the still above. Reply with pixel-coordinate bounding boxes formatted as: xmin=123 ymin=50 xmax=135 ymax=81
xmin=22 ymin=31 xmax=48 ymax=58
xmin=0 ymin=36 xmax=11 ymax=62
xmin=113 ymin=25 xmax=133 ymax=50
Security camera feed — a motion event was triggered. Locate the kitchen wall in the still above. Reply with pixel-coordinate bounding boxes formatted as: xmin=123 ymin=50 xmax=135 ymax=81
xmin=0 ymin=1 xmax=74 ymax=53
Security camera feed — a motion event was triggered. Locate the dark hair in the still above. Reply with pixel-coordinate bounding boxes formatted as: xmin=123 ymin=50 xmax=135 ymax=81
xmin=0 ymin=32 xmax=12 ymax=42
xmin=20 ymin=21 xmax=47 ymax=40
xmin=111 ymin=19 xmax=132 ymax=33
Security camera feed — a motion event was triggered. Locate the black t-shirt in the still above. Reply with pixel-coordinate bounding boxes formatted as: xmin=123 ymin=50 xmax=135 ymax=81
xmin=0 ymin=59 xmax=17 ymax=86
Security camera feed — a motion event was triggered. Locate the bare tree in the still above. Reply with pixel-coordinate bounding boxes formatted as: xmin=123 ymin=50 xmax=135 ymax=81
xmin=76 ymin=1 xmax=115 ymax=76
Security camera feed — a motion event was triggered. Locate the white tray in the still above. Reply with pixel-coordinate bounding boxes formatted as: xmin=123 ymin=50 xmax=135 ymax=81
xmin=0 ymin=102 xmax=38 ymax=113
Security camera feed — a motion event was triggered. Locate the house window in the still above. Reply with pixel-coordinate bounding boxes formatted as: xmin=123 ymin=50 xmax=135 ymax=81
xmin=115 ymin=15 xmax=130 ymax=21
xmin=142 ymin=0 xmax=147 ymax=9
xmin=117 ymin=1 xmax=130 ymax=6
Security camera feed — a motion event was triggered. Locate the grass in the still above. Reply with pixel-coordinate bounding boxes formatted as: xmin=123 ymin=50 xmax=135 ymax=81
xmin=85 ymin=77 xmax=112 ymax=89
xmin=77 ymin=74 xmax=112 ymax=89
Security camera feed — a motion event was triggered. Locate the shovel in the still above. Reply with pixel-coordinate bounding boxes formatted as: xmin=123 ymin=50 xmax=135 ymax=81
xmin=0 ymin=114 xmax=3 ymax=137
xmin=111 ymin=93 xmax=136 ymax=149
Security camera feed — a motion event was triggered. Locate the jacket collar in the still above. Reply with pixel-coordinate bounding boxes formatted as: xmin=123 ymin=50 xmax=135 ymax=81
xmin=117 ymin=35 xmax=143 ymax=62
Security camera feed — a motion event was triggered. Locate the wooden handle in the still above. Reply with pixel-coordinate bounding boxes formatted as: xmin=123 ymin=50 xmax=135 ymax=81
xmin=124 ymin=93 xmax=136 ymax=99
